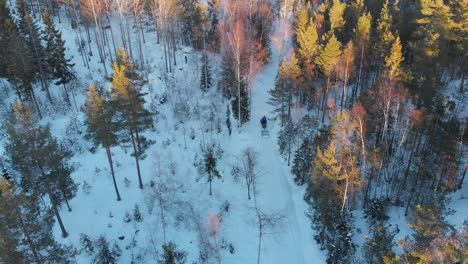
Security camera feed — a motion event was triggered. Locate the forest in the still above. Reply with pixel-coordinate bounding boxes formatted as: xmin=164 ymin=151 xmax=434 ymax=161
xmin=0 ymin=0 xmax=467 ymax=263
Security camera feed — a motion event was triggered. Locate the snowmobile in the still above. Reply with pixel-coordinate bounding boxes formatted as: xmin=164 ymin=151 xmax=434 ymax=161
xmin=260 ymin=116 xmax=269 ymax=137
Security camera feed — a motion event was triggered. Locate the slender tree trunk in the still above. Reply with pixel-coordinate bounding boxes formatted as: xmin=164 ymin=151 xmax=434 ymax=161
xmin=459 ymin=164 xmax=467 ymax=190
xmin=63 ymin=192 xmax=72 ymax=212
xmin=52 ymin=200 xmax=68 ymax=237
xmin=156 ymin=187 xmax=167 ymax=243
xmin=29 ymin=86 xmax=42 ymax=119
xmin=209 ymin=179 xmax=212 ymax=195
xmin=171 ymin=25 xmax=176 ymax=66
xmin=341 ymin=58 xmax=349 ymax=110
xmin=105 ymin=145 xmax=121 ymax=201
xmin=130 ymin=131 xmax=144 ymax=189
xmin=341 ymin=175 xmax=349 ymax=212
xmin=13 ymin=200 xmax=42 ymax=264
xmin=257 ymin=216 xmax=262 ymax=264
xmin=126 ymin=16 xmax=134 ymax=61
xmin=237 ymin=54 xmax=241 ymax=126
xmin=321 ymin=77 xmax=330 ymax=123
xmin=62 ymin=83 xmax=71 ymax=105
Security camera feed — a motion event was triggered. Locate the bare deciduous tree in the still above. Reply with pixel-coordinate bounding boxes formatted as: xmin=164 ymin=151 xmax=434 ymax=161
xmin=232 ymin=147 xmax=259 ymax=201
xmin=255 ymin=209 xmax=285 ymax=264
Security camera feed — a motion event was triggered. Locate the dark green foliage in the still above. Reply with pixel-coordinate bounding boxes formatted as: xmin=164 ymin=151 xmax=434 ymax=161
xmin=200 ymin=53 xmax=212 ymax=91
xmin=158 ymin=242 xmax=187 ymax=264
xmin=5 ymin=103 xmax=76 ymax=202
xmin=291 ymin=139 xmax=314 ymax=185
xmin=203 ymin=144 xmax=221 ymax=195
xmin=5 ymin=102 xmax=75 ymax=237
xmin=133 ymin=204 xmax=143 ymax=222
xmin=268 ymin=75 xmax=288 ymax=126
xmin=364 ymin=198 xmax=390 ymax=223
xmin=363 ymin=225 xmax=396 ymax=264
xmin=80 ymin=233 xmax=95 ymax=255
xmin=207 ymin=0 xmax=220 ymax=50
xmin=93 ymin=236 xmax=121 ymax=264
xmin=277 ymin=117 xmax=298 ymax=166
xmin=0 ymin=181 xmax=74 ymax=264
xmin=326 ymin=215 xmax=355 ymax=264
xmin=42 ymin=11 xmax=75 ymax=103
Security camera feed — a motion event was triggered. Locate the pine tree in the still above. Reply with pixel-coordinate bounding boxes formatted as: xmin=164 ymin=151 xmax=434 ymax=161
xmin=199 ymin=53 xmax=212 ymax=91
xmin=277 ymin=117 xmax=298 ymax=166
xmin=133 ymin=204 xmax=143 ymax=222
xmin=329 ymin=0 xmax=347 ymax=34
xmin=295 ymin=2 xmax=319 ymax=81
xmin=315 ymin=33 xmax=342 ymax=122
xmin=16 ymin=0 xmax=51 ymax=102
xmin=363 ymin=225 xmax=396 ymax=263
xmin=291 ymin=139 xmax=314 ymax=185
xmin=43 ymin=11 xmax=76 ymax=105
xmin=0 ymin=178 xmax=74 ymax=263
xmin=110 ymin=47 xmax=154 ymax=190
xmin=5 ymin=101 xmax=75 ymax=237
xmin=158 ymin=242 xmax=187 ymax=264
xmin=0 ymin=0 xmax=13 ymax=77
xmin=3 ymin=17 xmax=42 ymax=117
xmin=384 ymin=35 xmax=404 ymax=81
xmin=203 ymin=145 xmax=221 ymax=196
xmin=207 ymin=0 xmax=220 ymax=50
xmin=83 ymin=85 xmax=122 ymax=201
xmin=353 ymin=12 xmax=371 ymax=99
xmin=93 ymin=236 xmax=121 ymax=264
xmin=268 ymin=67 xmax=288 ymax=126
xmin=415 ymin=0 xmax=455 ymax=60
xmin=411 ymin=0 xmax=456 ymax=107
xmin=313 ymin=142 xmax=342 ymax=186
xmin=375 ymin=0 xmax=395 ymax=61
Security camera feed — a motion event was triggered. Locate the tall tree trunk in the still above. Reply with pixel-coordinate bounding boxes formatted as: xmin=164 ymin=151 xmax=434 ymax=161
xmin=13 ymin=200 xmax=42 ymax=264
xmin=130 ymin=131 xmax=144 ymax=189
xmin=257 ymin=215 xmax=262 ymax=264
xmin=63 ymin=192 xmax=72 ymax=212
xmin=209 ymin=179 xmax=212 ymax=195
xmin=321 ymin=77 xmax=330 ymax=123
xmin=52 ymin=200 xmax=68 ymax=237
xmin=29 ymin=86 xmax=42 ymax=119
xmin=105 ymin=145 xmax=121 ymax=201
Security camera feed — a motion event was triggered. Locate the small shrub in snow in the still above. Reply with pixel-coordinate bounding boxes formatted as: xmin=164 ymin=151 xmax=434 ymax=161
xmin=94 ymin=166 xmax=101 ymax=174
xmin=124 ymin=177 xmax=131 ymax=188
xmin=364 ymin=198 xmax=390 ymax=223
xmin=63 ymin=113 xmax=86 ymax=154
xmin=94 ymin=236 xmax=122 ymax=263
xmin=82 ymin=181 xmax=92 ymax=194
xmin=124 ymin=211 xmax=132 ymax=223
xmin=220 ymin=201 xmax=230 ymax=213
xmin=228 ymin=243 xmax=235 ymax=254
xmin=169 ymin=161 xmax=177 ymax=176
xmin=214 ymin=144 xmax=224 ymax=159
xmin=158 ymin=242 xmax=187 ymax=264
xmin=190 ymin=128 xmax=196 ymax=140
xmin=133 ymin=204 xmax=143 ymax=223
xmin=108 ymin=211 xmax=114 ymax=218
xmin=80 ymin=233 xmax=94 ymax=255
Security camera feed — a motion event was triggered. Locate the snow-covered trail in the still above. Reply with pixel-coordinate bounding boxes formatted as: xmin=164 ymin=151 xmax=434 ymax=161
xmin=225 ymin=19 xmax=324 ymax=263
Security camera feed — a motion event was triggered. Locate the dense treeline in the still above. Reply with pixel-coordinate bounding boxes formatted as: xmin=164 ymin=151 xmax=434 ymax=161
xmin=271 ymin=0 xmax=467 ymax=263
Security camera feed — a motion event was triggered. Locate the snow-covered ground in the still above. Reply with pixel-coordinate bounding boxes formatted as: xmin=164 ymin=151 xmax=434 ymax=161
xmin=0 ymin=4 xmax=466 ymax=263
xmin=22 ymin=13 xmax=326 ymax=263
